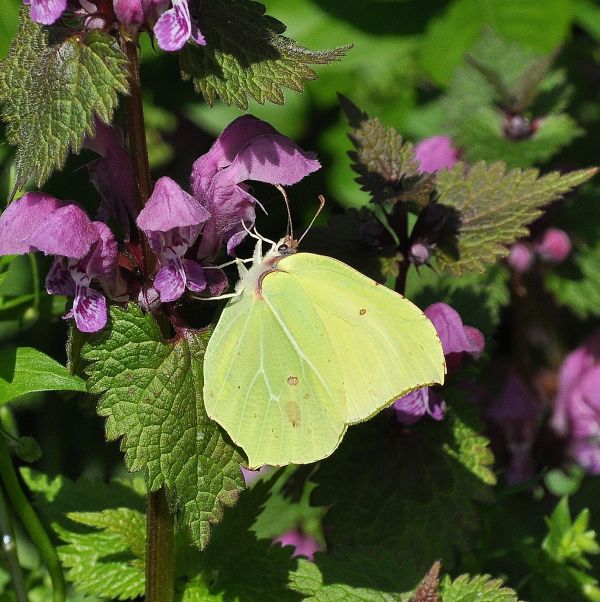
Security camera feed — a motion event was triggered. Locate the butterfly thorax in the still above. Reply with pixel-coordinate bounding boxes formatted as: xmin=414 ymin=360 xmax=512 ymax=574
xmin=236 ymin=236 xmax=299 ymax=298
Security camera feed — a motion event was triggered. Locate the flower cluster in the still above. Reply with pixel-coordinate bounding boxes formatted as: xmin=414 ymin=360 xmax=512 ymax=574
xmin=393 ymin=303 xmax=484 ymax=424
xmin=508 ymin=228 xmax=572 ymax=273
xmin=551 ymin=332 xmax=600 ymax=474
xmin=24 ymin=0 xmax=203 ymax=52
xmin=0 ymin=116 xmax=320 ymax=332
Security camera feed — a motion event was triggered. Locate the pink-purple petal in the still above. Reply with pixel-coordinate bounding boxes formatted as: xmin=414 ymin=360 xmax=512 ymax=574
xmin=0 ymin=194 xmax=97 ymax=259
xmin=393 ymin=388 xmax=429 ymax=425
xmin=154 ymin=0 xmax=193 ymax=52
xmin=137 ymin=176 xmax=209 ymax=233
xmin=154 ymin=260 xmax=186 ymax=302
xmin=220 ymin=133 xmax=321 ymax=187
xmin=45 ymin=258 xmax=76 ymax=297
xmin=424 ymin=302 xmax=484 ymax=358
xmin=71 ymin=286 xmax=108 ymax=333
xmin=27 ymin=0 xmax=67 ymax=25
xmin=536 ymin=228 xmax=571 ymax=264
xmin=182 ymin=259 xmax=207 ymax=293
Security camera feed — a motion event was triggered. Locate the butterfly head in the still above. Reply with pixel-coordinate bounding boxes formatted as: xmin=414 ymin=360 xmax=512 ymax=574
xmin=276 ymin=235 xmax=299 ymax=257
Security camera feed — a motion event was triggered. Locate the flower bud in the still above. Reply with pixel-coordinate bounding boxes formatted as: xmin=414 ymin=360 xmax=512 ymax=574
xmin=536 ymin=228 xmax=571 ymax=264
xmin=507 ymin=243 xmax=534 ymax=273
xmin=408 ymin=241 xmax=431 ymax=266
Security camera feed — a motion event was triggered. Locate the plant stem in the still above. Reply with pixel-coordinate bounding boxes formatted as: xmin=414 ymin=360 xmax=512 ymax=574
xmin=0 ymin=483 xmax=28 ymax=602
xmin=120 ymin=31 xmax=175 ymax=602
xmin=392 ymin=205 xmax=410 ymax=295
xmin=0 ymin=436 xmax=65 ymax=602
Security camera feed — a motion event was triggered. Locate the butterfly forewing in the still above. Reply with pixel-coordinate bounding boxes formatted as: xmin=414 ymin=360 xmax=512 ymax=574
xmin=279 ymin=253 xmax=446 ymax=424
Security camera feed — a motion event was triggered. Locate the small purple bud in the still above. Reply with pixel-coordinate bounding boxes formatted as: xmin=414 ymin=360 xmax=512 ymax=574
xmin=507 ymin=243 xmax=534 ymax=273
xmin=536 ymin=228 xmax=571 ymax=264
xmin=503 ymin=114 xmax=534 ymax=140
xmin=408 ymin=242 xmax=431 ymax=266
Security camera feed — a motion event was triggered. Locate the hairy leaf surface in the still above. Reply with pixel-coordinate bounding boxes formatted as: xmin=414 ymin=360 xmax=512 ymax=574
xmin=23 ymin=470 xmax=146 ymax=600
xmin=180 ymin=0 xmax=348 ymax=109
xmin=0 ymin=9 xmax=128 ymax=189
xmin=440 ymin=574 xmax=521 ymax=602
xmin=81 ymin=305 xmax=244 ymax=548
xmin=435 ymin=163 xmax=596 ymax=274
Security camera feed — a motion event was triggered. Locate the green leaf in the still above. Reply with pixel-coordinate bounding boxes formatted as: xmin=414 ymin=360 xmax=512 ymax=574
xmin=81 ymin=305 xmax=244 ymax=548
xmin=0 ymin=8 xmax=129 ymax=189
xmin=179 ymin=0 xmax=348 ymax=110
xmin=574 ymin=0 xmax=600 ymax=42
xmin=0 ymin=347 xmax=86 ymax=404
xmin=291 ymin=405 xmax=495 ymax=598
xmin=420 ymin=0 xmax=573 ymax=86
xmin=22 ymin=469 xmax=146 ymax=600
xmin=439 ymin=574 xmax=521 ymax=602
xmin=443 ymin=33 xmax=581 ymax=167
xmin=190 ymin=476 xmax=300 ymax=601
xmin=340 ymin=95 xmax=434 ymax=209
xmin=434 ymin=163 xmax=597 ymax=275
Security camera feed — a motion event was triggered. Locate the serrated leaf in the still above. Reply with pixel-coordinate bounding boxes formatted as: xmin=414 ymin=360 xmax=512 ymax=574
xmin=191 ymin=476 xmax=300 ymax=601
xmin=444 ymin=33 xmax=581 ymax=167
xmin=340 ymin=95 xmax=433 ymax=208
xmin=439 ymin=574 xmax=521 ymax=602
xmin=179 ymin=0 xmax=348 ymax=110
xmin=22 ymin=469 xmax=147 ymax=600
xmin=0 ymin=8 xmax=128 ymax=189
xmin=434 ymin=163 xmax=597 ymax=274
xmin=81 ymin=305 xmax=244 ymax=549
xmin=0 ymin=346 xmax=86 ymax=404
xmin=291 ymin=405 xmax=495 ymax=598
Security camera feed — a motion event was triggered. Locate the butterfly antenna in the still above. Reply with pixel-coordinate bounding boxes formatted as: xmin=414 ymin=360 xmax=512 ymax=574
xmin=298 ymin=195 xmax=325 ymax=245
xmin=276 ymin=184 xmax=294 ymax=240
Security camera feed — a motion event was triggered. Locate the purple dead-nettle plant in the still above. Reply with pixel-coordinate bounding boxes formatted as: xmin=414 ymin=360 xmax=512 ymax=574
xmin=85 ymin=120 xmax=138 ymax=240
xmin=394 ymin=302 xmax=484 ymax=424
xmin=190 ymin=115 xmax=321 ymax=259
xmin=136 ymin=176 xmax=211 ymax=303
xmin=0 ymin=193 xmax=124 ymax=333
xmin=136 ymin=115 xmax=321 ymax=304
xmin=25 ymin=0 xmax=204 ymax=52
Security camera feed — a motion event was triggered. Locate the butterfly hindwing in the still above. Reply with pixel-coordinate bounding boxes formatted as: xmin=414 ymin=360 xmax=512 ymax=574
xmin=204 ymin=269 xmax=346 ymax=467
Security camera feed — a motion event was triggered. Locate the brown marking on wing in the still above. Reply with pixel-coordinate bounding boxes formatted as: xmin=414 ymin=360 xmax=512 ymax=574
xmin=285 ymin=400 xmax=301 ymax=427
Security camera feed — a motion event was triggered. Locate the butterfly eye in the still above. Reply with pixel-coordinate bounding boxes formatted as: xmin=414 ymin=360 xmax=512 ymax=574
xmin=278 ymin=243 xmax=289 ymax=253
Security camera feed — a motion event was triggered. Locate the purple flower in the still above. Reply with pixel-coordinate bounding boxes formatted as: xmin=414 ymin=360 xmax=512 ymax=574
xmin=487 ymin=372 xmax=541 ymax=485
xmin=85 ymin=120 xmax=138 ymax=240
xmin=24 ymin=0 xmax=67 ymax=25
xmin=414 ymin=136 xmax=460 ymax=174
xmin=0 ymin=193 xmax=121 ymax=332
xmin=273 ymin=530 xmax=321 ymax=561
xmin=507 ymin=242 xmax=534 ymax=274
xmin=394 ymin=303 xmax=484 ymax=424
xmin=191 ymin=115 xmax=321 ymax=259
xmin=241 ymin=465 xmax=271 ymax=486
xmin=136 ymin=177 xmax=210 ymax=302
xmin=536 ymin=228 xmax=571 ymax=264
xmin=153 ymin=0 xmax=205 ymax=52
xmin=551 ymin=332 xmax=600 ymax=474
